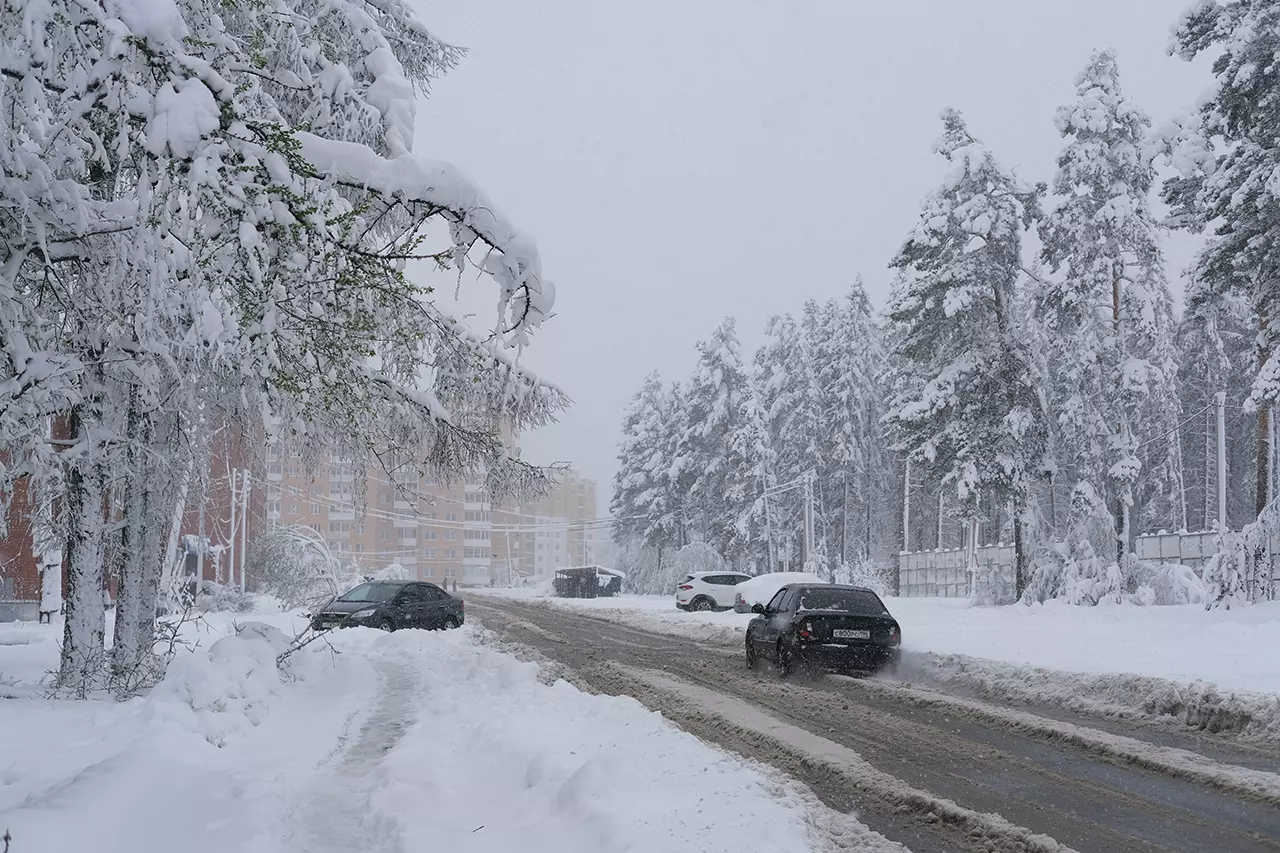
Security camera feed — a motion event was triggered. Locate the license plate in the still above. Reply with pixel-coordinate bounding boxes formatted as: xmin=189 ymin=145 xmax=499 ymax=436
xmin=832 ymin=629 xmax=870 ymax=640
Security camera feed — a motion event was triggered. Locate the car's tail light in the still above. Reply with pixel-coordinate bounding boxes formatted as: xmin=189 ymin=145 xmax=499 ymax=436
xmin=888 ymin=625 xmax=900 ymax=645
xmin=799 ymin=620 xmax=813 ymax=639
xmin=678 ymin=584 xmax=693 ymax=591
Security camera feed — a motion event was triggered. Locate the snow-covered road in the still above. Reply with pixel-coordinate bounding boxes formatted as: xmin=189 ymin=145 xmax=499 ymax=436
xmin=0 ymin=612 xmax=896 ymax=853
xmin=469 ymin=595 xmax=1280 ymax=853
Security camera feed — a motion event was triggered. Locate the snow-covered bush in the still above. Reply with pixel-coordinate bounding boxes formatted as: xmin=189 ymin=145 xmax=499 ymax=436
xmin=246 ymin=525 xmax=346 ymax=611
xmin=674 ymin=542 xmax=726 ymax=576
xmin=195 ymin=581 xmax=255 ymax=613
xmin=151 ymin=625 xmax=287 ymax=747
xmin=831 ymin=558 xmax=892 ymax=597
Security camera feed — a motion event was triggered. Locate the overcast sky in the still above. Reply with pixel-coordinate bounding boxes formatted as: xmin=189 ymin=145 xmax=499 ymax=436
xmin=411 ymin=0 xmax=1213 ymax=509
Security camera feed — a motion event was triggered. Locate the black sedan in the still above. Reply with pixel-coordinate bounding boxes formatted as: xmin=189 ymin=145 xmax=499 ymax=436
xmin=745 ymin=584 xmax=901 ymax=677
xmin=310 ymin=580 xmax=464 ymax=632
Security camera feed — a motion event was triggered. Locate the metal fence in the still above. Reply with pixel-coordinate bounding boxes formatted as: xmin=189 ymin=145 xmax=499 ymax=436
xmin=898 ymin=545 xmax=1014 ymax=599
xmin=1133 ymin=529 xmax=1280 ymax=569
xmin=900 ymin=530 xmax=1279 ymax=599
xmin=1133 ymin=531 xmax=1219 ymax=569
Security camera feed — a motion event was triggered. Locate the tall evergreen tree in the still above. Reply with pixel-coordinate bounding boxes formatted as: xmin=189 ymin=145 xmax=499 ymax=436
xmin=884 ymin=109 xmax=1047 ymax=598
xmin=752 ymin=314 xmax=807 ymax=569
xmin=1166 ymin=0 xmax=1280 ymax=517
xmin=611 ymin=372 xmax=680 ymax=563
xmin=677 ymin=318 xmax=755 ymax=566
xmin=1037 ymin=50 xmax=1185 ymax=578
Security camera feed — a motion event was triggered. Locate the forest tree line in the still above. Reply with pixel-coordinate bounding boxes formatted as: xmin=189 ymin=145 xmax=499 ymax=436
xmin=612 ymin=17 xmax=1280 ymax=606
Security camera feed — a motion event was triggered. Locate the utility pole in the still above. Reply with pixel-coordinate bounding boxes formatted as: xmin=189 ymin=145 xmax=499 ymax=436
xmin=239 ymin=471 xmax=250 ymax=592
xmin=902 ymin=458 xmax=912 ymax=554
xmin=802 ymin=471 xmax=815 ymax=568
xmin=1217 ymin=391 xmax=1228 ymax=531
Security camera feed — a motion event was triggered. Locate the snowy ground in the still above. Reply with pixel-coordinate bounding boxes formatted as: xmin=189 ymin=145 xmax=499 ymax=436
xmin=475 ymin=588 xmax=1280 ymax=740
xmin=0 ymin=604 xmax=892 ymax=853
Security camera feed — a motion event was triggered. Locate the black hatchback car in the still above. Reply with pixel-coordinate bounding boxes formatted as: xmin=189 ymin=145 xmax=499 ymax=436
xmin=310 ymin=580 xmax=464 ymax=632
xmin=745 ymin=584 xmax=901 ymax=677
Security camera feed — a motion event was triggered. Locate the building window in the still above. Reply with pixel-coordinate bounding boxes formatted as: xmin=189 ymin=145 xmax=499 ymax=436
xmin=444 ymin=512 xmax=457 ymax=522
xmin=354 ymin=543 xmax=365 ymax=553
xmin=421 ymin=548 xmax=436 ymax=559
xmin=445 ymin=530 xmax=457 ymax=541
xmin=309 ymin=504 xmax=321 ymax=515
xmin=289 ymin=503 xmax=300 ymax=515
xmin=425 ymin=530 xmax=437 ymax=541
xmin=445 ymin=549 xmax=456 ymax=559
xmin=378 ymin=529 xmax=390 ymax=541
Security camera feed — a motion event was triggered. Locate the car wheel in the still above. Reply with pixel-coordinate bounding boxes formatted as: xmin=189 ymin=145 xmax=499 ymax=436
xmin=442 ymin=616 xmax=459 ymax=630
xmin=776 ymin=642 xmax=794 ymax=679
xmin=745 ymin=640 xmax=759 ymax=671
xmin=377 ymin=618 xmax=395 ymax=632
xmin=693 ymin=598 xmax=714 ymax=612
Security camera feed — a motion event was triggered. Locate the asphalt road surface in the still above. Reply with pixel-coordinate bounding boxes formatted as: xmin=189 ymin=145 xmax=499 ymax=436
xmin=469 ymin=596 xmax=1280 ymax=853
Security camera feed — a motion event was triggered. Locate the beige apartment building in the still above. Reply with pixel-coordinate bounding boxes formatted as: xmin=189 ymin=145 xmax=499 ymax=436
xmin=492 ymin=469 xmax=601 ymax=583
xmin=264 ymin=449 xmax=598 ymax=587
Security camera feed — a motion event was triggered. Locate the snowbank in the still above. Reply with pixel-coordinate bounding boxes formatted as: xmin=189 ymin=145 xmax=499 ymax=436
xmin=356 ymin=628 xmax=836 ymax=852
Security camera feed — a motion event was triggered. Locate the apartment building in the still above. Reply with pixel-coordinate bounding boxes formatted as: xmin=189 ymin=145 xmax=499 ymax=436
xmin=263 ymin=450 xmax=492 ymax=587
xmin=261 ymin=444 xmax=600 ymax=587
xmin=492 ymin=469 xmax=600 ymax=582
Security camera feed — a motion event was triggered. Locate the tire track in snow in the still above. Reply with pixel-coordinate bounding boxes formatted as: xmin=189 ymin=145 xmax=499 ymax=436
xmin=613 ymin=663 xmax=1080 ymax=853
xmin=286 ymin=655 xmax=417 ymax=853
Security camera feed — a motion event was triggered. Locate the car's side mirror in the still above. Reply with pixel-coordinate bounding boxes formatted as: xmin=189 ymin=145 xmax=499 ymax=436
xmin=751 ymin=603 xmax=766 ymax=615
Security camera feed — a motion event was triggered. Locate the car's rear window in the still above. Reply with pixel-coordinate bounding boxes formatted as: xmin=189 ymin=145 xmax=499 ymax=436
xmin=796 ymin=588 xmax=888 ymax=615
xmin=339 ymin=582 xmax=400 ymax=603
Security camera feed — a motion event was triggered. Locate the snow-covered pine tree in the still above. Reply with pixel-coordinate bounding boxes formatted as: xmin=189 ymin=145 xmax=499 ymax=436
xmin=1176 ymin=281 xmax=1257 ymax=531
xmin=884 ymin=109 xmax=1048 ymax=599
xmin=802 ymin=299 xmax=842 ymax=565
xmin=677 ymin=318 xmax=756 ymax=568
xmin=818 ymin=281 xmax=888 ymax=566
xmin=611 ymin=372 xmax=681 ymax=567
xmin=1166 ymin=0 xmax=1280 ymax=519
xmin=1037 ymin=50 xmax=1185 ymax=588
xmin=752 ymin=314 xmax=808 ymax=569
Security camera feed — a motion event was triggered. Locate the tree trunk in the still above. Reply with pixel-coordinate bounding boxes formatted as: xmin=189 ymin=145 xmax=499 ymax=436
xmin=1257 ymin=405 xmax=1272 ymax=518
xmin=1013 ymin=514 xmax=1026 ymax=601
xmin=58 ymin=407 xmax=107 ymax=695
xmin=1258 ymin=305 xmax=1273 ymax=518
xmin=111 ymin=477 xmax=143 ymax=674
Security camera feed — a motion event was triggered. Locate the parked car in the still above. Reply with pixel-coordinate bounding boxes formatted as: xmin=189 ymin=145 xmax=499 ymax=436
xmin=731 ymin=571 xmax=826 ymax=613
xmin=675 ymin=571 xmax=752 ymax=611
xmin=310 ymin=580 xmax=464 ymax=632
xmin=745 ymin=584 xmax=900 ymax=677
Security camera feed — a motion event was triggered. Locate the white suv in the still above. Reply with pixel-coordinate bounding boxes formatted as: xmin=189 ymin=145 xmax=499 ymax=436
xmin=675 ymin=571 xmax=752 ymax=612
